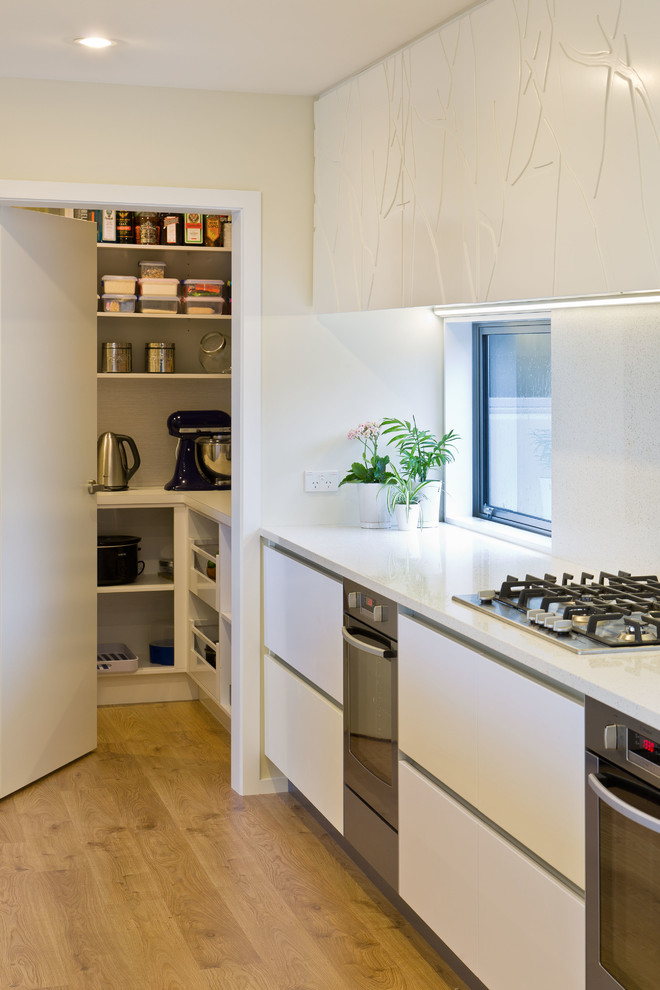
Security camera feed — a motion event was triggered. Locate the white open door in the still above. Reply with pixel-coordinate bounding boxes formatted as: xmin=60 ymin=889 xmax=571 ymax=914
xmin=0 ymin=206 xmax=98 ymax=796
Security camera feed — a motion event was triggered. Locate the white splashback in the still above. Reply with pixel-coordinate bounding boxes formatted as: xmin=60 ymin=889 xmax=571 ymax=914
xmin=314 ymin=0 xmax=660 ymax=311
xmin=552 ymin=303 xmax=660 ymax=572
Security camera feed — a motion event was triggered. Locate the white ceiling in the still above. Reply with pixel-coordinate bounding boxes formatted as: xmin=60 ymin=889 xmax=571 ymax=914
xmin=0 ymin=0 xmax=481 ymax=97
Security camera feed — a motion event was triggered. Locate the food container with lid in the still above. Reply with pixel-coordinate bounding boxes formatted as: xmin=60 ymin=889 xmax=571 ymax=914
xmin=101 ymin=342 xmax=132 ymax=373
xmin=145 ymin=342 xmax=175 ymax=373
xmin=137 ymin=296 xmax=179 ymax=314
xmin=149 ymin=639 xmax=174 ymax=666
xmin=138 ymin=260 xmax=166 ymax=279
xmin=101 ymin=275 xmax=137 ymax=295
xmin=101 ymin=294 xmax=137 ymax=313
xmin=137 ymin=277 xmax=179 ymax=297
xmin=181 ymin=279 xmax=225 ymax=297
xmin=182 ymin=296 xmax=223 ymax=315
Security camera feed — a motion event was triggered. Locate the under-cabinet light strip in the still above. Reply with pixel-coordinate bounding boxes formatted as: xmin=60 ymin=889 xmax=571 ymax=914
xmin=432 ymin=290 xmax=660 ymax=319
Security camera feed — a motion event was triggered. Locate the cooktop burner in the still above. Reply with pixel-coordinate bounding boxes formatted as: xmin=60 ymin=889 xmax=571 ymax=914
xmin=453 ymin=570 xmax=660 ymax=654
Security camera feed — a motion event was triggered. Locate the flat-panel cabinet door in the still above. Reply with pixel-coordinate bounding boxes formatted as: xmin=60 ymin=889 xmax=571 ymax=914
xmin=399 ymin=761 xmax=479 ymax=974
xmin=478 ymin=821 xmax=585 ymax=990
xmin=398 ymin=614 xmax=478 ymax=805
xmin=0 ymin=206 xmax=98 ymax=796
xmin=263 ymin=545 xmax=342 ymax=702
xmin=264 ymin=655 xmax=343 ymax=832
xmin=476 ymin=659 xmax=585 ymax=887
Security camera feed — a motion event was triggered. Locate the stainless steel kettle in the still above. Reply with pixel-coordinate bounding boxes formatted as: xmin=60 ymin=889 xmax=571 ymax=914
xmin=90 ymin=433 xmax=141 ymax=492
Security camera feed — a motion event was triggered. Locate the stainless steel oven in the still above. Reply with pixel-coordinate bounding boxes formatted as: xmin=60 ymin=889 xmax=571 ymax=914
xmin=586 ymin=697 xmax=660 ymax=989
xmin=343 ymin=579 xmax=398 ymax=890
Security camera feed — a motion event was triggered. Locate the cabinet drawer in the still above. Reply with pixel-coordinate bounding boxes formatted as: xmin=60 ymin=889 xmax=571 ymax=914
xmin=399 ymin=761 xmax=479 ymax=973
xmin=399 ymin=614 xmax=478 ymax=804
xmin=264 ymin=655 xmax=343 ymax=832
xmin=263 ymin=546 xmax=342 ymax=702
xmin=399 ymin=760 xmax=585 ymax=990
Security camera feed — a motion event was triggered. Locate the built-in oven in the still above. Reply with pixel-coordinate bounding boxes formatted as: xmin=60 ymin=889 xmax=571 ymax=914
xmin=342 ymin=579 xmax=398 ymax=891
xmin=586 ymin=697 xmax=660 ymax=990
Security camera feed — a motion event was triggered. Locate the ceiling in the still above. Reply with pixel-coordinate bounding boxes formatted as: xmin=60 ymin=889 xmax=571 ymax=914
xmin=0 ymin=0 xmax=482 ymax=97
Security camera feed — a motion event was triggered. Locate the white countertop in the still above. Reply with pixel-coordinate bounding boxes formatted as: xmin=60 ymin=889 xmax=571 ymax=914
xmin=97 ymin=486 xmax=231 ymax=524
xmin=262 ymin=522 xmax=660 ymax=731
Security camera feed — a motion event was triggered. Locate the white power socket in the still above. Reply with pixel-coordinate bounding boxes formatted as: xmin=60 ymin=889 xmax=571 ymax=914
xmin=304 ymin=470 xmax=339 ymax=492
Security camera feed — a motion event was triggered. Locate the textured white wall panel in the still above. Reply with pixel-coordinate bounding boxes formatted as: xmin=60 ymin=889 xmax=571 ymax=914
xmin=314 ymin=0 xmax=660 ymax=311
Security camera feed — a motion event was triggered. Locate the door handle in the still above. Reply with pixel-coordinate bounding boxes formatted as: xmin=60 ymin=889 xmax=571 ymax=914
xmin=342 ymin=626 xmax=395 ymax=658
xmin=588 ymin=772 xmax=660 ymax=833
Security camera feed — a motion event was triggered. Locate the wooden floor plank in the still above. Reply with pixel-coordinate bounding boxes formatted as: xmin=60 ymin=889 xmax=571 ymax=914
xmin=0 ymin=701 xmax=470 ymax=990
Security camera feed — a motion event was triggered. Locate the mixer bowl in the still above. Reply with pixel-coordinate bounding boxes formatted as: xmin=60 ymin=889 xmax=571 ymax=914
xmin=196 ymin=435 xmax=231 ymax=486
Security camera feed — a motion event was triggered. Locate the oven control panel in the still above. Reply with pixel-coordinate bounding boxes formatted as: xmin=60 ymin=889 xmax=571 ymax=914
xmin=343 ymin=580 xmax=398 ymax=640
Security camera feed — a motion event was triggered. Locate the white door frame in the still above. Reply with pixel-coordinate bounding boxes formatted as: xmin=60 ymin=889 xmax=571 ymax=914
xmin=0 ymin=178 xmax=270 ymax=796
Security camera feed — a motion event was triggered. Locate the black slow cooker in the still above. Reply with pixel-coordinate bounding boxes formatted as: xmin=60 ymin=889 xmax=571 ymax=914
xmin=98 ymin=535 xmax=144 ymax=586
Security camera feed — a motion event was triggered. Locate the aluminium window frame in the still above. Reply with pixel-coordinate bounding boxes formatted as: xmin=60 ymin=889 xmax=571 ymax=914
xmin=473 ymin=318 xmax=551 ymax=537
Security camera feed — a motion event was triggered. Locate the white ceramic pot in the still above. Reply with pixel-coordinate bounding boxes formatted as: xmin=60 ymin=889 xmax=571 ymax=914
xmin=394 ymin=502 xmax=421 ymax=531
xmin=420 ymin=480 xmax=442 ymax=528
xmin=358 ymin=483 xmax=391 ymax=528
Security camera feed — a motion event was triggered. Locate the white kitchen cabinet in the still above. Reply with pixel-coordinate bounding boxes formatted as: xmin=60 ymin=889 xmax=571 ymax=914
xmin=476 ymin=655 xmax=584 ymax=888
xmin=398 ymin=761 xmax=479 ymax=974
xmin=186 ymin=507 xmax=232 ymax=721
xmin=264 ymin=654 xmax=343 ymax=832
xmin=399 ymin=760 xmax=585 ymax=990
xmin=0 ymin=206 xmax=98 ymax=796
xmin=399 ymin=614 xmax=479 ymax=804
xmin=398 ymin=613 xmax=584 ymax=887
xmin=263 ymin=545 xmax=343 ymax=703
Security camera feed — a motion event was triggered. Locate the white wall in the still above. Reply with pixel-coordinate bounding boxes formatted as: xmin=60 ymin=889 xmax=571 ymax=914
xmin=0 ymin=77 xmax=314 ymax=319
xmin=261 ymin=306 xmax=444 ymax=526
xmin=552 ymin=303 xmax=660 ymax=572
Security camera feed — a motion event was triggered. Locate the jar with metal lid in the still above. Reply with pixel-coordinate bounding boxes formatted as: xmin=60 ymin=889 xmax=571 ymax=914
xmin=136 ymin=212 xmax=160 ymax=245
xmin=145 ymin=342 xmax=175 ymax=373
xmin=199 ymin=331 xmax=231 ymax=374
xmin=101 ymin=342 xmax=132 ymax=373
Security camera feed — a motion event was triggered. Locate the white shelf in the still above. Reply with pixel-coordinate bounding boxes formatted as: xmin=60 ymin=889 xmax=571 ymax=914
xmin=97 ymin=373 xmax=230 ymax=380
xmin=98 ymin=312 xmax=231 ymax=320
xmin=98 ymin=243 xmax=231 ymax=254
xmin=98 ymin=573 xmax=175 ymax=594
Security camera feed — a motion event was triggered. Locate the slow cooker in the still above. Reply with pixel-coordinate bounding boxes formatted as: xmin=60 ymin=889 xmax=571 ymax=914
xmin=98 ymin=535 xmax=144 ymax=586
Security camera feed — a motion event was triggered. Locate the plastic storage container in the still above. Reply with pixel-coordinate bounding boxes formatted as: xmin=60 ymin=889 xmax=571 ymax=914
xmin=182 ymin=279 xmax=225 ymax=296
xmin=149 ymin=639 xmax=174 ymax=666
xmin=138 ymin=260 xmax=166 ymax=279
xmin=97 ymin=643 xmax=139 ymax=674
xmin=101 ymin=294 xmax=137 ymax=313
xmin=101 ymin=275 xmax=137 ymax=295
xmin=137 ymin=277 xmax=179 ymax=297
xmin=137 ymin=296 xmax=179 ymax=314
xmin=182 ymin=296 xmax=223 ymax=315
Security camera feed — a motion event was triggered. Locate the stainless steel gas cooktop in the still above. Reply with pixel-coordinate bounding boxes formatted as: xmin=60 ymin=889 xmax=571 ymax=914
xmin=453 ymin=570 xmax=660 ymax=654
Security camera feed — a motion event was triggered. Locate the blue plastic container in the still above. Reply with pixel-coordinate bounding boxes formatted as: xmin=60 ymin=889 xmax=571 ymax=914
xmin=149 ymin=639 xmax=174 ymax=666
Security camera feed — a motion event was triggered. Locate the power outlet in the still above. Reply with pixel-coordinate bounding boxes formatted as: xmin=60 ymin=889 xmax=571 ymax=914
xmin=304 ymin=470 xmax=339 ymax=492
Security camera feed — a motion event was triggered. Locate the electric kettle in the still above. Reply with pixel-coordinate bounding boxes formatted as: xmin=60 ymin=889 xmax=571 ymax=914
xmin=89 ymin=433 xmax=141 ymax=492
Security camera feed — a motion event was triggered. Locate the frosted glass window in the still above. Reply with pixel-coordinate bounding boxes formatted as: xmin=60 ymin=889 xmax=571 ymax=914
xmin=475 ymin=321 xmax=551 ymax=535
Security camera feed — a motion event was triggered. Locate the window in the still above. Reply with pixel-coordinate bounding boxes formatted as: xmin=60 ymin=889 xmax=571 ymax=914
xmin=474 ymin=320 xmax=551 ymax=535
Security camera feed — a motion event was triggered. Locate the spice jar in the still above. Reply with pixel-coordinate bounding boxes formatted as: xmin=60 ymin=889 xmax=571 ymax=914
xmin=136 ymin=212 xmax=160 ymax=245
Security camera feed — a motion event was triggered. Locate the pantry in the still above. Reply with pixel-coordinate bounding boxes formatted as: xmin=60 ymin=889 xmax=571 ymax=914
xmin=0 ymin=179 xmax=265 ymax=798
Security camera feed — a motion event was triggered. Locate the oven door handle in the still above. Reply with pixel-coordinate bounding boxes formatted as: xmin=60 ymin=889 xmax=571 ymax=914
xmin=342 ymin=626 xmax=395 ymax=659
xmin=588 ymin=772 xmax=660 ymax=833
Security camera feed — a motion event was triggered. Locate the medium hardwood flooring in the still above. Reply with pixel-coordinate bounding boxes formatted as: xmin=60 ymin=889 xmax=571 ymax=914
xmin=0 ymin=702 xmax=470 ymax=990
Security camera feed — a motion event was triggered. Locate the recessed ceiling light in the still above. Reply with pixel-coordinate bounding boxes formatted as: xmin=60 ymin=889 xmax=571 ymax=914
xmin=74 ymin=36 xmax=116 ymax=49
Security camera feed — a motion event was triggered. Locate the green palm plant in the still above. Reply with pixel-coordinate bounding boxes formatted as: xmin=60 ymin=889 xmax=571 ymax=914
xmin=380 ymin=417 xmax=459 ymax=482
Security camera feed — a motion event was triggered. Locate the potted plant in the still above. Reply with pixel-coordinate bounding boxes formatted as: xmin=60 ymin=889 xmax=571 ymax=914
xmin=339 ymin=421 xmax=394 ymax=528
xmin=380 ymin=462 xmax=434 ymax=531
xmin=380 ymin=417 xmax=459 ymax=528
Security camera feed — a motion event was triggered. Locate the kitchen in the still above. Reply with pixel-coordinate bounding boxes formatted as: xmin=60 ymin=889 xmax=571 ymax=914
xmin=2 ymin=0 xmax=660 ymax=988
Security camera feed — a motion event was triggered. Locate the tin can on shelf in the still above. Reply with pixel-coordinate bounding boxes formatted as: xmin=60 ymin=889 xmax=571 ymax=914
xmin=101 ymin=342 xmax=132 ymax=373
xmin=145 ymin=342 xmax=175 ymax=373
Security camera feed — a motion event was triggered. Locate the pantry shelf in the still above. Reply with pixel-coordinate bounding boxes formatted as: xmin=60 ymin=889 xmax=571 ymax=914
xmin=97 ymin=373 xmax=231 ymax=380
xmin=98 ymin=312 xmax=231 ymax=320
